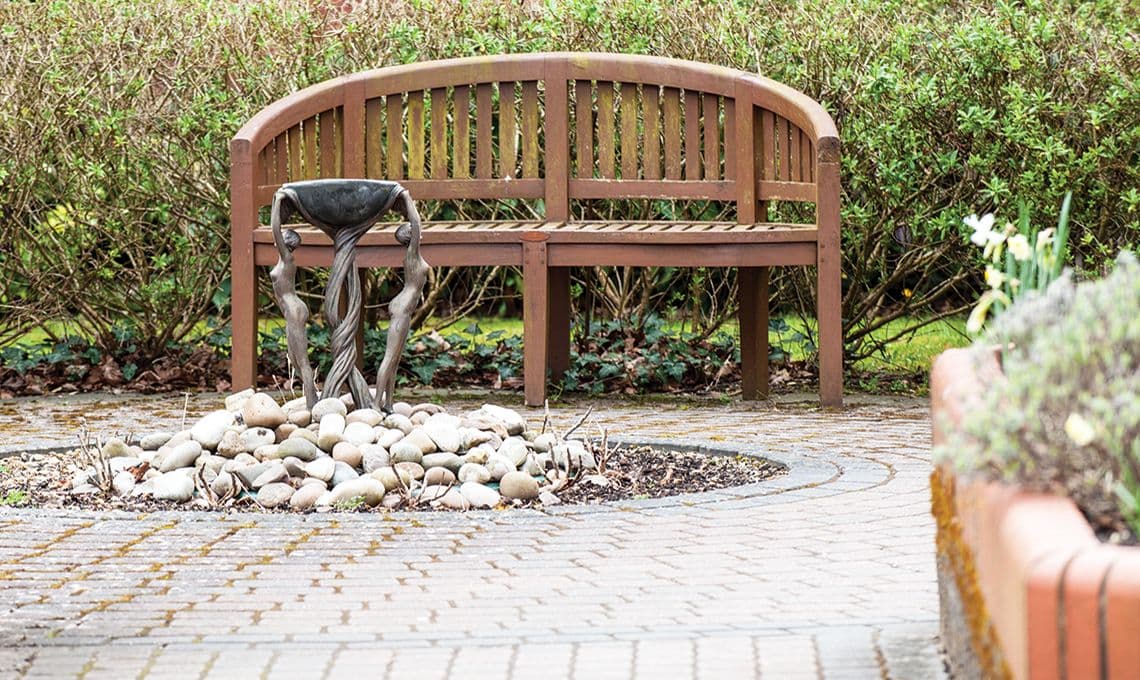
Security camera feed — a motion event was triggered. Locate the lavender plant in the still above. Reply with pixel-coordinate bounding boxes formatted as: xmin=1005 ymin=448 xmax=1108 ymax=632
xmin=939 ymin=252 xmax=1140 ymax=537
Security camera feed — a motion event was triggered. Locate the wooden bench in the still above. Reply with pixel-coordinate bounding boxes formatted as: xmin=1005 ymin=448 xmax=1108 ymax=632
xmin=230 ymin=53 xmax=843 ymax=407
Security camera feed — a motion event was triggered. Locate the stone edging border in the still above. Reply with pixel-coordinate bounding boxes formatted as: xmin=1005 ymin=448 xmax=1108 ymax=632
xmin=0 ymin=436 xmax=888 ymax=521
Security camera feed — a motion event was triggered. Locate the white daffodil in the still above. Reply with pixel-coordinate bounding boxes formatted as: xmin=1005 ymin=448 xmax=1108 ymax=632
xmin=984 ymin=265 xmax=1005 ymax=289
xmin=1036 ymin=228 xmax=1055 ymax=252
xmin=965 ymin=213 xmax=997 ymax=247
xmin=1064 ymin=413 xmax=1096 ymax=446
xmin=1008 ymin=234 xmax=1031 ymax=261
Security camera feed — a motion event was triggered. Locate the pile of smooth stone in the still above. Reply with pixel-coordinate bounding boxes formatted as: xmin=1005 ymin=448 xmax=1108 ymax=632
xmin=71 ymin=389 xmax=598 ymax=511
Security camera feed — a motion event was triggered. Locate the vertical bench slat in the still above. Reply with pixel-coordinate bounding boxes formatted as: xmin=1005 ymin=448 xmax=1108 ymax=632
xmin=663 ymin=87 xmax=682 ymax=180
xmin=684 ymin=90 xmax=701 ymax=180
xmin=303 ymin=115 xmax=319 ymax=179
xmin=543 ymin=58 xmax=570 ymax=220
xmin=788 ymin=124 xmax=800 ymax=183
xmin=386 ymin=94 xmax=403 ymax=180
xmin=365 ymin=98 xmax=383 ymax=178
xmin=334 ymin=106 xmax=347 ymax=177
xmin=476 ymin=83 xmax=493 ymax=179
xmin=574 ymin=80 xmax=593 ymax=178
xmin=761 ymin=110 xmax=775 ymax=182
xmin=596 ymin=81 xmax=615 ymax=179
xmin=702 ymin=93 xmax=719 ymax=181
xmin=499 ymin=82 xmax=518 ymax=178
xmin=274 ymin=133 xmax=288 ymax=184
xmin=778 ymin=115 xmax=791 ymax=181
xmin=802 ymin=134 xmax=813 ymax=183
xmin=406 ymin=91 xmax=426 ymax=180
xmin=620 ymin=82 xmax=639 ymax=179
xmin=643 ymin=85 xmax=661 ymax=180
xmin=521 ymin=81 xmax=540 ymax=178
xmin=260 ymin=147 xmax=272 ymax=185
xmin=453 ymin=85 xmax=471 ymax=179
xmin=287 ymin=124 xmax=302 ymax=181
xmin=723 ymin=97 xmax=736 ymax=181
xmin=430 ymin=87 xmax=448 ymax=179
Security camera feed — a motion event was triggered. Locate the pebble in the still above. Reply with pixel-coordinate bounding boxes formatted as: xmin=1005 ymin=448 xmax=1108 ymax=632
xmin=233 ymin=462 xmax=274 ymax=488
xmin=394 ymin=461 xmax=425 ymax=481
xmin=280 ymin=395 xmax=307 ymax=414
xmin=319 ymin=478 xmax=386 ymax=507
xmin=462 ymin=445 xmax=492 ymax=465
xmin=257 ymin=483 xmax=294 ymax=508
xmin=498 ymin=439 xmax=530 ymax=467
xmin=100 ymin=438 xmax=131 ymax=458
xmin=411 ymin=402 xmax=444 ymax=416
xmin=402 ymin=429 xmax=437 ymax=455
xmin=423 ymin=413 xmax=463 ymax=451
xmin=409 ymin=411 xmax=429 ymax=426
xmin=215 ymin=430 xmax=245 ymax=458
xmin=419 ymin=484 xmax=451 ymax=502
xmin=240 ymin=427 xmax=276 ymax=453
xmin=382 ymin=413 xmax=414 ymax=434
xmin=332 ymin=441 xmax=363 ymax=468
xmin=341 ymin=421 xmax=376 ymax=447
xmin=253 ymin=444 xmax=281 ymax=461
xmin=290 ymin=428 xmax=320 ymax=446
xmin=112 ymin=471 xmax=135 ymax=496
xmin=71 ymin=483 xmax=101 ymax=496
xmin=278 ymin=438 xmax=320 ymax=462
xmin=486 ymin=454 xmax=516 ymax=481
xmin=282 ymin=457 xmax=307 ymax=478
xmin=532 ymin=433 xmax=556 ymax=453
xmin=317 ymin=413 xmax=345 ymax=451
xmin=139 ymin=432 xmax=173 ymax=451
xmin=108 ymin=457 xmax=141 ymax=475
xmin=310 ymin=397 xmax=347 ymax=421
xmin=224 ymin=388 xmax=255 ymax=412
xmin=461 ymin=428 xmax=494 ymax=450
xmin=436 ymin=488 xmax=470 ymax=510
xmin=251 ymin=462 xmax=288 ymax=489
xmin=422 ymin=452 xmax=461 ymax=472
xmin=274 ymin=423 xmax=297 ymax=442
xmin=370 ymin=467 xmax=403 ymax=491
xmin=210 ymin=471 xmax=236 ymax=498
xmin=499 ymin=471 xmax=540 ymax=500
xmin=375 ymin=428 xmax=405 ymax=449
xmin=242 ymin=393 xmax=287 ymax=428
xmin=159 ymin=441 xmax=203 ymax=472
xmin=289 ymin=483 xmax=324 ymax=510
xmin=360 ymin=445 xmax=390 ymax=472
xmin=304 ymin=457 xmax=336 ymax=482
xmin=345 ymin=408 xmax=383 ymax=427
xmin=287 ymin=409 xmax=311 ymax=427
xmin=153 ymin=471 xmax=195 ymax=502
xmin=538 ymin=490 xmax=562 ymax=505
xmin=458 ymin=463 xmax=491 ymax=484
xmin=190 ymin=410 xmax=236 ymax=451
xmin=521 ymin=455 xmax=545 ymax=477
xmin=330 ymin=461 xmax=360 ymax=487
xmin=391 ymin=402 xmax=413 ymax=417
xmin=459 ymin=482 xmax=501 ymax=508
xmin=423 ymin=467 xmax=456 ymax=486
xmin=479 ymin=404 xmax=526 ymax=435
xmin=390 ymin=441 xmax=423 ymax=464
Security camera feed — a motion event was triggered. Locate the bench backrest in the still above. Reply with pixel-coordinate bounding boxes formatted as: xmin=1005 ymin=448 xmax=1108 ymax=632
xmin=232 ymin=53 xmax=839 ymax=232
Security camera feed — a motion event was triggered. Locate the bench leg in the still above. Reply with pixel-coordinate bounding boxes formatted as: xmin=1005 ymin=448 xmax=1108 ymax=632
xmin=818 ymin=249 xmax=844 ymax=408
xmin=738 ymin=266 xmax=769 ymax=400
xmin=522 ymin=239 xmax=549 ymax=407
xmin=230 ymin=253 xmax=258 ymax=391
xmin=547 ymin=267 xmax=572 ymax=379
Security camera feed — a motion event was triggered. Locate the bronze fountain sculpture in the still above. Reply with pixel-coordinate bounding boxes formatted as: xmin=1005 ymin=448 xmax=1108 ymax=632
xmin=268 ymin=179 xmax=429 ymax=413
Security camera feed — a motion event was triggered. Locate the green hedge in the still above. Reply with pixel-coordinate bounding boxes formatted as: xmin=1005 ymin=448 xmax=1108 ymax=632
xmin=1 ymin=0 xmax=1136 ymax=360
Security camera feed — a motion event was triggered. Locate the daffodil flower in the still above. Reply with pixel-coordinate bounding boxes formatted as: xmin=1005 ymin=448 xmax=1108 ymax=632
xmin=965 ymin=213 xmax=997 ymax=247
xmin=1036 ymin=228 xmax=1054 ymax=252
xmin=1064 ymin=413 xmax=1096 ymax=446
xmin=1008 ymin=234 xmax=1031 ymax=261
xmin=984 ymin=265 xmax=1005 ymax=289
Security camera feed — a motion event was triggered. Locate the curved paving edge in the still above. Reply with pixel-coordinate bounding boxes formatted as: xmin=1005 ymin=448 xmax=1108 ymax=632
xmin=0 ymin=435 xmax=883 ymax=520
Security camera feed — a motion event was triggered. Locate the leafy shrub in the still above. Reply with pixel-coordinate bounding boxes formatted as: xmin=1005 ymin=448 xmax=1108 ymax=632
xmin=938 ymin=252 xmax=1140 ymax=536
xmin=1 ymin=0 xmax=1137 ymax=367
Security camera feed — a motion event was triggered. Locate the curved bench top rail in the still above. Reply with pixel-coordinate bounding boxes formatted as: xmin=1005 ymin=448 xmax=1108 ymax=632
xmin=232 ymin=52 xmax=839 ymax=160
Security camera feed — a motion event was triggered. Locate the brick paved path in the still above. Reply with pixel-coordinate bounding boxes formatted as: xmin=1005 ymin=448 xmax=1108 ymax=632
xmin=0 ymin=393 xmax=945 ymax=679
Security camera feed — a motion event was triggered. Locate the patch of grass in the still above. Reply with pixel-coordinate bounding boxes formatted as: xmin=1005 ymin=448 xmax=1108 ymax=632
xmin=0 ymin=490 xmax=28 ymax=507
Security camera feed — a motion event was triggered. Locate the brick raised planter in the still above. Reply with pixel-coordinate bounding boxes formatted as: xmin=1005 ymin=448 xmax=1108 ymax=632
xmin=931 ymin=348 xmax=1140 ymax=680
